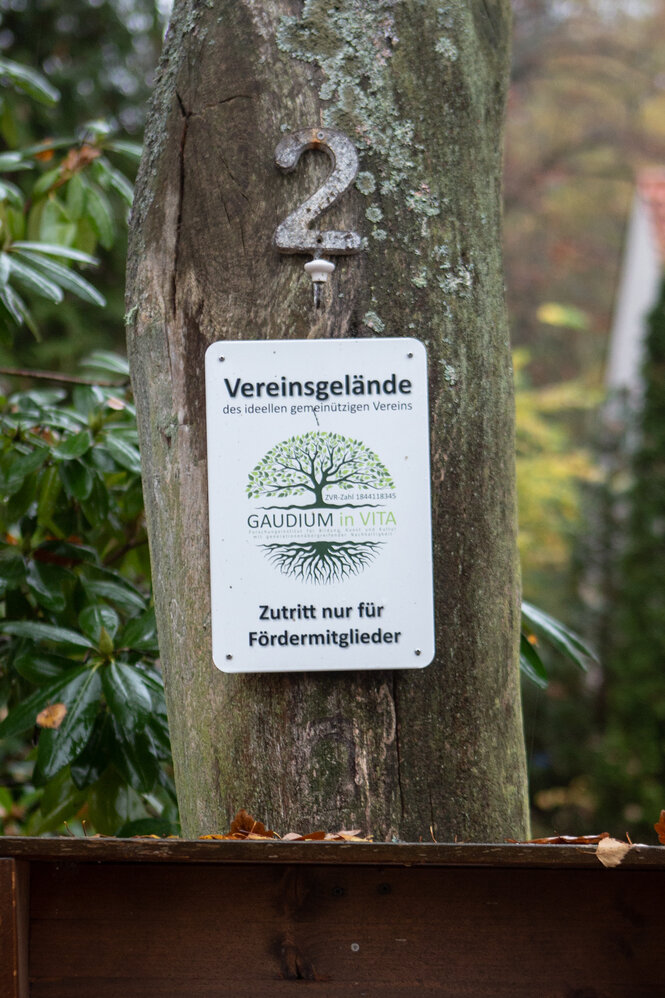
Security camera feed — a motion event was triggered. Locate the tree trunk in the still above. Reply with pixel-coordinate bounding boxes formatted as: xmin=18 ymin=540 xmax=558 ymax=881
xmin=126 ymin=0 xmax=529 ymax=841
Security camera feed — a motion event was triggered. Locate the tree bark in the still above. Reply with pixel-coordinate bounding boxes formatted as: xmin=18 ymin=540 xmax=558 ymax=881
xmin=126 ymin=0 xmax=529 ymax=841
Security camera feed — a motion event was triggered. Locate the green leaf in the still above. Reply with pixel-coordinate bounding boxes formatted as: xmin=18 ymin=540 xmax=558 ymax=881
xmin=80 ymin=350 xmax=130 ymax=377
xmin=70 ymin=712 xmax=112 ymax=790
xmin=98 ymin=626 xmax=114 ymax=656
xmin=80 ymin=474 xmax=109 ymax=525
xmin=0 ymin=785 xmax=13 ymax=814
xmin=0 ymin=666 xmax=87 ymax=738
xmin=0 ymin=252 xmax=10 ymax=286
xmin=0 ymin=284 xmax=37 ymax=334
xmin=104 ymin=662 xmax=159 ymax=793
xmin=104 ymin=166 xmax=134 ymax=206
xmin=0 ymin=620 xmax=96 ymax=650
xmin=53 ymin=429 xmax=92 ymax=461
xmin=85 ymin=185 xmax=114 ymax=249
xmin=59 ymin=458 xmax=94 ymax=500
xmin=0 ymin=545 xmax=26 ymax=588
xmin=521 ymin=600 xmax=597 ymax=671
xmin=118 ymin=608 xmax=158 ymax=653
xmin=78 ymin=604 xmax=120 ymax=644
xmin=10 ymin=242 xmax=99 ymax=265
xmin=52 ymin=431 xmax=92 ymax=464
xmin=36 ymin=463 xmax=62 ymax=526
xmin=87 ymin=767 xmax=144 ymax=835
xmin=102 ymin=661 xmax=152 ymax=724
xmin=26 ymin=560 xmax=72 ymax=614
xmin=0 ymin=151 xmax=31 ymax=171
xmin=28 ymin=767 xmax=86 ymax=836
xmin=4 ymin=469 xmax=38 ymax=521
xmin=102 ymin=435 xmax=142 ymax=473
xmin=0 ymin=57 xmax=60 ymax=105
xmin=83 ymin=577 xmax=147 ymax=615
xmin=105 ymin=140 xmax=143 ymax=161
xmin=36 ymin=667 xmax=103 ymax=780
xmin=0 ymin=179 xmax=24 ymax=208
xmin=7 ymin=254 xmax=63 ymax=302
xmin=519 ymin=632 xmax=548 ymax=689
xmin=13 ymin=251 xmax=106 ymax=307
xmin=66 ymin=173 xmax=87 ymax=220
xmin=31 ymin=167 xmax=61 ymax=198
xmin=13 ymin=648 xmax=74 ymax=684
xmin=37 ymin=198 xmax=77 ymax=245
xmin=0 ymin=446 xmax=48 ymax=496
xmin=110 ymin=726 xmax=160 ymax=794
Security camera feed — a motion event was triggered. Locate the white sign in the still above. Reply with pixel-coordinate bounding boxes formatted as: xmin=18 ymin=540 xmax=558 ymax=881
xmin=205 ymin=338 xmax=435 ymax=673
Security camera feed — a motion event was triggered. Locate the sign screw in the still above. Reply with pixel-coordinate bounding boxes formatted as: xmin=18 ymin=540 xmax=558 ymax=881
xmin=304 ymin=258 xmax=335 ymax=309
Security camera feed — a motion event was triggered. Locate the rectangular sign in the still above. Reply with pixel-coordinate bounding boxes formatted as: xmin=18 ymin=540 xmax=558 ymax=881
xmin=205 ymin=337 xmax=435 ymax=672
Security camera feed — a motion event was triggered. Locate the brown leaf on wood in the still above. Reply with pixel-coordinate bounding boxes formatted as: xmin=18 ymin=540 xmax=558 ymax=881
xmin=596 ymin=837 xmax=633 ymax=868
xmin=325 ymin=830 xmax=366 ymax=841
xmin=229 ymin=809 xmax=276 ymax=839
xmin=506 ymin=832 xmax=610 ymax=845
xmin=36 ymin=703 xmax=67 ymax=729
xmin=654 ymin=810 xmax=665 ymax=844
xmin=282 ymin=830 xmax=327 ymax=841
xmin=199 ymin=811 xmax=370 ymax=842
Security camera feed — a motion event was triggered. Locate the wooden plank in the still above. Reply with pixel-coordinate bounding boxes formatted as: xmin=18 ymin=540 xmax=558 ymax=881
xmin=0 ymin=859 xmax=29 ymax=998
xmin=1 ymin=836 xmax=664 ymax=868
xmin=27 ymin=860 xmax=665 ymax=997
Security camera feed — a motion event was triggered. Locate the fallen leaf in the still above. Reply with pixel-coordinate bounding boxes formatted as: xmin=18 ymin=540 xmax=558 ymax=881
xmin=596 ymin=837 xmax=633 ymax=868
xmin=326 ymin=830 xmax=367 ymax=841
xmin=199 ymin=811 xmax=370 ymax=842
xmin=36 ymin=703 xmax=67 ymax=729
xmin=506 ymin=832 xmax=609 ymax=845
xmin=229 ymin=809 xmax=276 ymax=839
xmin=654 ymin=810 xmax=665 ymax=845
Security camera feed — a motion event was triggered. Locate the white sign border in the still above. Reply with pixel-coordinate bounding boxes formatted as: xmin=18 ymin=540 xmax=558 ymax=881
xmin=205 ymin=337 xmax=435 ymax=673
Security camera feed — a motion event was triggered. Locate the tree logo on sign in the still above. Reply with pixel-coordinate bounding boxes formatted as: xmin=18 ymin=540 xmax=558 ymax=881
xmin=246 ymin=431 xmax=396 ymax=583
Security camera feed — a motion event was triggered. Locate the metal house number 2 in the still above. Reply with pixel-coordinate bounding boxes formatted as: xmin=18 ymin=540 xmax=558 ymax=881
xmin=273 ymin=127 xmax=362 ymax=282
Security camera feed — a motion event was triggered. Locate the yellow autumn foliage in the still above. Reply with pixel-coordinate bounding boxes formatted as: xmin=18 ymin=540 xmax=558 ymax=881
xmin=514 ymin=350 xmax=602 ymax=612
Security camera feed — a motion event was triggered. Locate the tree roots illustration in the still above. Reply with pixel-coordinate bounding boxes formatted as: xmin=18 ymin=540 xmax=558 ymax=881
xmin=261 ymin=540 xmax=383 ymax=584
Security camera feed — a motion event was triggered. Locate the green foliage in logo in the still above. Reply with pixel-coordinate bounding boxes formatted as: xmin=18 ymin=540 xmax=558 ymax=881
xmin=246 ymin=430 xmax=394 ymax=509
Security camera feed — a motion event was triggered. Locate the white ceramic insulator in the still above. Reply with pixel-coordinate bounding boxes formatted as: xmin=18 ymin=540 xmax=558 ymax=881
xmin=304 ymin=258 xmax=336 ymax=283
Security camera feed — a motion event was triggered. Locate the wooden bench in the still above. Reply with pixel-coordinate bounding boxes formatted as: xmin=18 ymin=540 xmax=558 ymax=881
xmin=2 ymin=838 xmax=664 ymax=996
